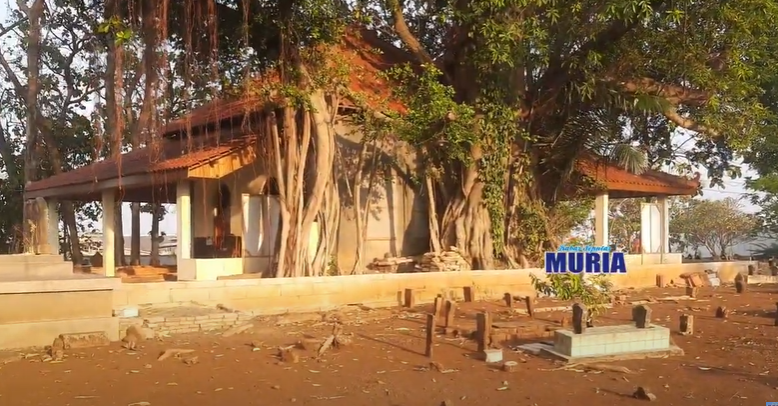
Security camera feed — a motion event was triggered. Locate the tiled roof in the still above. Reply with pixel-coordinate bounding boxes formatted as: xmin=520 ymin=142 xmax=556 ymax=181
xmin=159 ymin=28 xmax=413 ymax=136
xmin=25 ymin=133 xmax=255 ymax=193
xmin=576 ymin=155 xmax=700 ymax=196
xmin=25 ymin=26 xmax=697 ymax=199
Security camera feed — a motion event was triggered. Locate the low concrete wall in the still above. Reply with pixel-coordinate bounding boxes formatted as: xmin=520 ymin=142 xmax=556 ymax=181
xmin=0 ymin=275 xmax=120 ymax=349
xmin=114 ymin=261 xmax=752 ymax=314
xmin=178 ymin=257 xmax=272 ymax=281
xmin=0 ymin=254 xmax=73 ymax=278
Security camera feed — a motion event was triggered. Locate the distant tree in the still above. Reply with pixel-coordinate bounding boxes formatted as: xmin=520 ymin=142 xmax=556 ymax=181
xmin=669 ymin=198 xmax=757 ymax=258
xmin=608 ymin=199 xmax=642 ymax=251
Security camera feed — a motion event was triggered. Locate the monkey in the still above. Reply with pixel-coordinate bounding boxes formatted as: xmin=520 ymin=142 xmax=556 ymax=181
xmin=50 ymin=334 xmax=67 ymax=361
xmin=121 ymin=325 xmax=145 ymax=350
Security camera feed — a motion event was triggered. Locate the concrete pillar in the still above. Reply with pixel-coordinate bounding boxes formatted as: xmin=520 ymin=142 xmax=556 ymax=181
xmin=101 ymin=190 xmax=116 ymax=277
xmin=657 ymin=195 xmax=670 ymax=261
xmin=176 ymin=180 xmax=192 ymax=260
xmin=44 ymin=199 xmax=59 ymax=255
xmin=594 ymin=192 xmax=609 ymax=247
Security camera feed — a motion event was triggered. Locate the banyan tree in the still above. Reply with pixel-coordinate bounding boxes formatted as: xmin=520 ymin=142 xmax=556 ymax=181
xmin=31 ymin=0 xmax=776 ymax=275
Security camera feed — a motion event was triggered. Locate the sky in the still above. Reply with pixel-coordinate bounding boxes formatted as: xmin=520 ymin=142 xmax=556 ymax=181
xmin=0 ymin=4 xmax=762 ymax=239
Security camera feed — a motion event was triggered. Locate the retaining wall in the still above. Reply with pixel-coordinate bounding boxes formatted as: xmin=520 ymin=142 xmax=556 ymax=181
xmin=113 ymin=261 xmax=751 ymax=315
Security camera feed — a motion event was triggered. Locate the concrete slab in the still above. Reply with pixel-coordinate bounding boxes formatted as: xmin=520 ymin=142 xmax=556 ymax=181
xmin=553 ymin=325 xmax=671 ymax=358
xmin=0 ymin=274 xmax=120 ymax=294
xmin=747 ymin=275 xmax=778 ymax=284
xmin=541 ymin=343 xmax=684 ymax=363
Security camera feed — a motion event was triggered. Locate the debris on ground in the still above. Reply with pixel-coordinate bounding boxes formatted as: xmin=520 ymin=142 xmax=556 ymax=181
xmin=157 ymin=348 xmax=195 ymax=361
xmin=181 ymin=355 xmax=199 ymax=365
xmin=317 ymin=323 xmax=351 ymax=357
xmin=222 ymin=323 xmax=253 ymax=337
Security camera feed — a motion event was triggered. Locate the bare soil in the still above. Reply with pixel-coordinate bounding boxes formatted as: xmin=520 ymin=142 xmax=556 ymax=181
xmin=1 ymin=284 xmax=777 ymax=406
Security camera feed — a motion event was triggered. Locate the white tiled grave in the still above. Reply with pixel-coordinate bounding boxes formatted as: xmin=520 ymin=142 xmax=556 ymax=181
xmin=553 ymin=324 xmax=670 ymax=358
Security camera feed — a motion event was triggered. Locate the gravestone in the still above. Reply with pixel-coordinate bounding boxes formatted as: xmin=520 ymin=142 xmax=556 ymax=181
xmin=572 ymin=303 xmax=587 ymax=334
xmin=748 ymin=264 xmax=756 ymax=276
xmin=633 ymin=305 xmax=652 ymax=329
xmin=679 ymin=314 xmax=694 ymax=335
xmin=734 ymin=273 xmax=746 ymax=294
xmin=524 ymin=296 xmax=535 ymax=318
xmin=774 ymin=302 xmax=778 ymax=327
xmin=656 ymin=275 xmax=666 ymax=288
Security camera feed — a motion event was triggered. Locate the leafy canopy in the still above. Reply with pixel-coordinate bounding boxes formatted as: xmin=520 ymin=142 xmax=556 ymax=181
xmin=669 ymin=197 xmax=758 ymax=257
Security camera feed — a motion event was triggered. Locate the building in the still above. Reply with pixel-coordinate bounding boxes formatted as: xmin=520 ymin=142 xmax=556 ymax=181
xmin=22 ymin=28 xmax=700 ymax=280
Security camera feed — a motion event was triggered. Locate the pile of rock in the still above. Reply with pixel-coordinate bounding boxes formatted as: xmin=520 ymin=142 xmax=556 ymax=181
xmin=368 ymin=255 xmax=414 ymax=273
xmin=416 ymin=248 xmax=471 ymax=272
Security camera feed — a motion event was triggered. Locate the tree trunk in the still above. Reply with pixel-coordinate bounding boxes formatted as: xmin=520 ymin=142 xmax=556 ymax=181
xmin=150 ymin=205 xmax=161 ymax=266
xmin=105 ymin=0 xmax=125 ymax=266
xmin=269 ymin=91 xmax=339 ymax=278
xmin=20 ymin=0 xmax=46 ymax=254
xmin=349 ymin=138 xmax=380 ymax=274
xmin=434 ymin=143 xmax=495 ymax=270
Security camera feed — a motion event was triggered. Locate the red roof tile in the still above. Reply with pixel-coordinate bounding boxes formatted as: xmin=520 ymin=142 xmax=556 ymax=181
xmin=576 ymin=155 xmax=700 ymax=196
xmin=159 ymin=28 xmax=413 ymax=136
xmin=25 ymin=133 xmax=255 ymax=193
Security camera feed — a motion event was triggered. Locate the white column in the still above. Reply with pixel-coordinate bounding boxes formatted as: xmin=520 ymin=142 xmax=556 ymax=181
xmin=594 ymin=192 xmax=609 ymax=247
xmin=176 ymin=180 xmax=192 ymax=260
xmin=657 ymin=195 xmax=670 ymax=261
xmin=45 ymin=199 xmax=59 ymax=255
xmin=101 ymin=190 xmax=116 ymax=277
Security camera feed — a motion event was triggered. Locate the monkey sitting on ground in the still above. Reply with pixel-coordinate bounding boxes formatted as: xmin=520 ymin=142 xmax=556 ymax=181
xmin=121 ymin=325 xmax=146 ymax=350
xmin=49 ymin=334 xmax=67 ymax=361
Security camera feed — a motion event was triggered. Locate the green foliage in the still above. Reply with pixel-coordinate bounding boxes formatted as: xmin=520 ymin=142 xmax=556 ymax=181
xmin=548 ymin=198 xmax=594 ymax=243
xmin=97 ymin=16 xmax=132 ymax=45
xmin=670 ymin=198 xmax=758 ymax=257
xmin=530 ymin=273 xmax=613 ymax=319
xmin=387 ymin=65 xmax=477 ymax=162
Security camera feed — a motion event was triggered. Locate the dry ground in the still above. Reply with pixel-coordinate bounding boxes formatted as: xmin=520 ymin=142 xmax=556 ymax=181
xmin=1 ymin=284 xmax=777 ymax=406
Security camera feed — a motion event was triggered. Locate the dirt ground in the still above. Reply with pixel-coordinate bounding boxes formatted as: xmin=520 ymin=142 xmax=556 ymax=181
xmin=1 ymin=284 xmax=778 ymax=406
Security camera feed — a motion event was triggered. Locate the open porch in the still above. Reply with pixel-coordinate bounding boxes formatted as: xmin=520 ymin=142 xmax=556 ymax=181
xmin=23 ymin=131 xmax=297 ymax=281
xmin=575 ymin=157 xmax=701 ymax=264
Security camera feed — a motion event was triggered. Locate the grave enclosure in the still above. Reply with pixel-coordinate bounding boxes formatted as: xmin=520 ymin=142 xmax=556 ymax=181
xmin=541 ymin=304 xmax=683 ymax=362
xmin=0 ymin=256 xmax=756 ymax=351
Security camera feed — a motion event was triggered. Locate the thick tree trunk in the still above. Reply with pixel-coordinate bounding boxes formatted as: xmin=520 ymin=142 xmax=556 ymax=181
xmin=105 ymin=0 xmax=126 ymax=266
xmin=20 ymin=0 xmax=45 ymax=254
xmin=269 ymin=90 xmax=339 ymax=277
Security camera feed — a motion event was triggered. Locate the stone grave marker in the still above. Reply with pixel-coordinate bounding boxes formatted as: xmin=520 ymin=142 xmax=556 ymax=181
xmin=572 ymin=303 xmax=587 ymax=334
xmin=634 ymin=305 xmax=652 ymax=329
xmin=679 ymin=314 xmax=694 ymax=335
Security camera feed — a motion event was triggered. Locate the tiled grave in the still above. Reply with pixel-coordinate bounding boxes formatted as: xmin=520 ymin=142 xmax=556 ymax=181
xmin=540 ymin=324 xmax=683 ymax=362
xmin=554 ymin=324 xmax=669 ymax=357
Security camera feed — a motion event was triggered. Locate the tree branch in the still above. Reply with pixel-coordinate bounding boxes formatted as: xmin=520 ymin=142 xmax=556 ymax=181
xmin=385 ymin=0 xmax=446 ymax=80
xmin=613 ymin=77 xmax=710 ymax=106
xmin=533 ymin=0 xmax=668 ymax=109
xmin=663 ymin=107 xmax=719 ymax=137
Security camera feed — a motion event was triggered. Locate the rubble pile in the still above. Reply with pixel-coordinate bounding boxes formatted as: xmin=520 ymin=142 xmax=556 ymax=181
xmin=417 ymin=248 xmax=471 ymax=272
